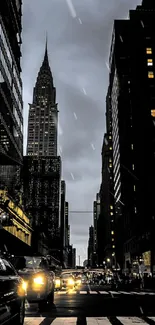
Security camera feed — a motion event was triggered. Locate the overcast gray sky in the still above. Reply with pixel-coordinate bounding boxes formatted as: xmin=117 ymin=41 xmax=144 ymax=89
xmin=22 ymin=0 xmax=140 ymax=265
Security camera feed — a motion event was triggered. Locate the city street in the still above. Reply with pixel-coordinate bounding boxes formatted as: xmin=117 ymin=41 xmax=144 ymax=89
xmin=24 ymin=284 xmax=155 ymax=324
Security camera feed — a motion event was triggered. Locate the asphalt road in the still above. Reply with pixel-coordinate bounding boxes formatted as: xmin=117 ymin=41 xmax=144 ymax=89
xmin=24 ymin=284 xmax=155 ymax=325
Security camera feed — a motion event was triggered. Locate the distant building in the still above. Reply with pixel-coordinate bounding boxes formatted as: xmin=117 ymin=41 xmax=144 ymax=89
xmin=68 ymin=245 xmax=76 ymax=269
xmin=87 ymin=226 xmax=95 ymax=267
xmin=93 ymin=193 xmax=100 ymax=265
xmin=83 ymin=259 xmax=88 ymax=268
xmin=0 ymin=1 xmax=23 ymax=199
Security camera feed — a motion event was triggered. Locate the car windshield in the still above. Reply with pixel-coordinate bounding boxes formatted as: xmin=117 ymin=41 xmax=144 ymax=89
xmin=14 ymin=256 xmax=48 ymax=269
xmin=61 ymin=274 xmax=72 ymax=279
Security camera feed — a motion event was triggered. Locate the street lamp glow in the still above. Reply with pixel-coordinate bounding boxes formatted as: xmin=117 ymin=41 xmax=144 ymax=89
xmin=107 ymin=258 xmax=110 ymax=263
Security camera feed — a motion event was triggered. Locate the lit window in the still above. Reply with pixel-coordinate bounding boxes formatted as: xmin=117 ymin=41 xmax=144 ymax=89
xmin=146 ymin=48 xmax=152 ymax=54
xmin=111 ymin=231 xmax=114 ymax=235
xmin=134 ymin=207 xmax=137 ymax=214
xmin=112 ymin=245 xmax=115 ymax=248
xmin=109 ymin=158 xmax=112 ymax=163
xmin=134 ymin=185 xmax=136 ymax=192
xmin=110 ymin=205 xmax=113 ymax=210
xmin=151 ymin=110 xmax=155 ymax=117
xmin=132 ymin=164 xmax=135 ymax=170
xmin=112 ymin=238 xmax=114 ymax=242
xmin=110 ymin=212 xmax=113 ymax=216
xmin=109 ymin=147 xmax=112 ymax=150
xmin=131 ymin=144 xmax=134 ymax=150
xmin=112 ymin=252 xmax=115 ymax=256
xmin=148 ymin=71 xmax=154 ymax=78
xmin=147 ymin=59 xmax=153 ymax=66
xmin=109 ymin=163 xmax=113 ymax=168
xmin=111 ymin=220 xmax=114 ymax=222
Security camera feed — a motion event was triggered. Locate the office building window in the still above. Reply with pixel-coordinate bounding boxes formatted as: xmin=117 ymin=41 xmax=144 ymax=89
xmin=151 ymin=110 xmax=155 ymax=117
xmin=147 ymin=59 xmax=153 ymax=66
xmin=148 ymin=71 xmax=154 ymax=79
xmin=146 ymin=48 xmax=152 ymax=54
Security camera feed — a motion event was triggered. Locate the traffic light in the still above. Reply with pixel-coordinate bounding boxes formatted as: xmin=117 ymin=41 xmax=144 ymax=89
xmin=0 ymin=213 xmax=13 ymax=227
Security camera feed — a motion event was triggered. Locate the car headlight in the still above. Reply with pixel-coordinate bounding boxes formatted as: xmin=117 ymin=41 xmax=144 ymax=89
xmin=55 ymin=279 xmax=60 ymax=286
xmin=68 ymin=278 xmax=74 ymax=286
xmin=18 ymin=280 xmax=27 ymax=296
xmin=76 ymin=279 xmax=81 ymax=285
xmin=33 ymin=276 xmax=45 ymax=285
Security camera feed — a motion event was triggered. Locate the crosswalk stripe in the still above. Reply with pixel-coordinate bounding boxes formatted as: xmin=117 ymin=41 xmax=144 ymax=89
xmin=109 ymin=291 xmax=120 ymax=294
xmin=117 ymin=317 xmax=148 ymax=325
xmin=80 ymin=291 xmax=88 ymax=294
xmin=52 ymin=318 xmax=77 ymax=324
xmin=87 ymin=317 xmax=111 ymax=325
xmin=119 ymin=291 xmax=131 ymax=295
xmin=24 ymin=317 xmax=45 ymax=325
xmin=24 ymin=317 xmax=155 ymax=325
xmin=89 ymin=291 xmax=97 ymax=294
xmin=99 ymin=291 xmax=109 ymax=294
xmin=57 ymin=291 xmax=67 ymax=294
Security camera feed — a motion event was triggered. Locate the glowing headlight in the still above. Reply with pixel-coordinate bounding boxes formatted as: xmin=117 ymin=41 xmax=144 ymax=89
xmin=33 ymin=276 xmax=45 ymax=285
xmin=18 ymin=280 xmax=27 ymax=296
xmin=22 ymin=281 xmax=28 ymax=291
xmin=55 ymin=279 xmax=60 ymax=286
xmin=68 ymin=278 xmax=74 ymax=286
xmin=76 ymin=279 xmax=81 ymax=285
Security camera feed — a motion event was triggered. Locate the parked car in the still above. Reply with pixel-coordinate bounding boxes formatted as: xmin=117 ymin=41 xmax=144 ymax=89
xmin=12 ymin=255 xmax=55 ymax=310
xmin=0 ymin=253 xmax=26 ymax=324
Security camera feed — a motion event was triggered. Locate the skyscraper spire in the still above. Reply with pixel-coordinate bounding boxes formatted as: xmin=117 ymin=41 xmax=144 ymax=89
xmin=42 ymin=33 xmax=49 ymax=67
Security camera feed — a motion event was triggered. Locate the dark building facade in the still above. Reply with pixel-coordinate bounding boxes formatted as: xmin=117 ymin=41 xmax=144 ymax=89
xmin=107 ymin=0 xmax=155 ymax=271
xmin=98 ymin=131 xmax=115 ymax=267
xmin=0 ymin=0 xmax=23 ymax=197
xmin=87 ymin=225 xmax=95 ymax=267
xmin=23 ymin=156 xmax=61 ymax=256
xmin=68 ymin=245 xmax=76 ymax=269
xmin=27 ymin=41 xmax=58 ymax=157
xmin=60 ymin=180 xmax=68 ymax=266
xmin=93 ymin=193 xmax=100 ymax=266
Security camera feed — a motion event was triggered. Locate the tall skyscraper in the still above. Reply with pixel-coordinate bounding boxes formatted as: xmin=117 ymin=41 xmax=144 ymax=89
xmin=107 ymin=0 xmax=155 ymax=271
xmin=0 ymin=1 xmax=23 ymax=197
xmin=24 ymin=42 xmax=61 ymax=256
xmin=27 ymin=41 xmax=58 ymax=157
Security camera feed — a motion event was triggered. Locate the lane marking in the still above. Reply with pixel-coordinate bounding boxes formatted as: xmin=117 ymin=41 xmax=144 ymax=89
xmin=99 ymin=291 xmax=109 ymax=295
xmin=109 ymin=291 xmax=120 ymax=295
xmin=80 ymin=291 xmax=88 ymax=294
xmin=57 ymin=291 xmax=67 ymax=294
xmin=89 ymin=291 xmax=97 ymax=294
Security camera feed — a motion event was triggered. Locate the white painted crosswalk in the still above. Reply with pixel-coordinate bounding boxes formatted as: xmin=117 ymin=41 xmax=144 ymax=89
xmin=24 ymin=316 xmax=155 ymax=325
xmin=55 ymin=290 xmax=155 ymax=296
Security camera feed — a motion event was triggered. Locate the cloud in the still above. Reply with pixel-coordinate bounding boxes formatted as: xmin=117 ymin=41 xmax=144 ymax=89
xmin=22 ymin=0 xmax=139 ymax=264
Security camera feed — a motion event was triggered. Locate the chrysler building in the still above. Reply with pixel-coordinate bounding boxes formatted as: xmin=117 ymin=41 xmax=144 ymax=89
xmin=27 ymin=41 xmax=58 ymax=156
